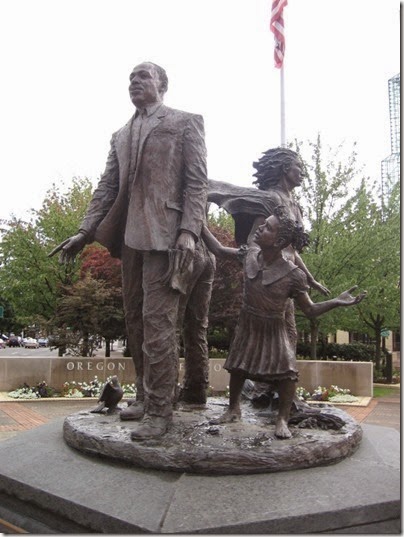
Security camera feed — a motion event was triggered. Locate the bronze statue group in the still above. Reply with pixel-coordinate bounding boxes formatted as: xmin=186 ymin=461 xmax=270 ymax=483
xmin=50 ymin=62 xmax=365 ymax=441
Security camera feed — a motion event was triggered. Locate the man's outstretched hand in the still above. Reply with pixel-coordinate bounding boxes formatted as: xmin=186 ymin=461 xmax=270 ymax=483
xmin=48 ymin=233 xmax=87 ymax=264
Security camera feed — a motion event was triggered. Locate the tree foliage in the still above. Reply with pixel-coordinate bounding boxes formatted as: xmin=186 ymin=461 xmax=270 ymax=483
xmin=0 ymin=178 xmax=93 ymax=330
xmin=51 ymin=273 xmax=125 ymax=357
xmin=351 ymin=181 xmax=400 ymax=369
xmin=79 ymin=245 xmax=125 ymax=356
xmin=207 ymin=210 xmax=242 ymax=341
xmin=80 ymin=245 xmax=122 ymax=287
xmin=0 ymin=176 xmax=129 ymax=354
xmin=0 ymin=296 xmax=22 ymax=336
xmin=294 ymin=136 xmax=400 ymax=367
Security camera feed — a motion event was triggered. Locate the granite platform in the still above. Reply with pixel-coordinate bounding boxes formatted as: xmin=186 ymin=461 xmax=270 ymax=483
xmin=0 ymin=419 xmax=400 ymax=533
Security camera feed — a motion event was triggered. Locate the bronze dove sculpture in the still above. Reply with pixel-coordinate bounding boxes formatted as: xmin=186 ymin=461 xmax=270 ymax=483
xmin=90 ymin=376 xmax=124 ymax=414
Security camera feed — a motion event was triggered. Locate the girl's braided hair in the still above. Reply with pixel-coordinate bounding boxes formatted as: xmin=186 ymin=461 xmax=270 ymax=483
xmin=273 ymin=206 xmax=309 ymax=253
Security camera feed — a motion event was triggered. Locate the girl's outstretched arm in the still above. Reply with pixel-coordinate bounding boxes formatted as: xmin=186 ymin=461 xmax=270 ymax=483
xmin=296 ymin=285 xmax=366 ymax=318
xmin=202 ymin=224 xmax=239 ymax=259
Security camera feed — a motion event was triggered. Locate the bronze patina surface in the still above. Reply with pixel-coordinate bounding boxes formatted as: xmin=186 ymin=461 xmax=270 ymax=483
xmin=64 ymin=398 xmax=362 ymax=475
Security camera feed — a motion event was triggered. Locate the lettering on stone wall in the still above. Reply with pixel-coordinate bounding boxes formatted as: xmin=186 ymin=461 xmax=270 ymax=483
xmin=178 ymin=361 xmax=224 ymax=373
xmin=66 ymin=361 xmax=126 ymax=371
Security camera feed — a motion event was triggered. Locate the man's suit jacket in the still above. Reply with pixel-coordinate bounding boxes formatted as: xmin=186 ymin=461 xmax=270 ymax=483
xmin=80 ymin=105 xmax=208 ymax=258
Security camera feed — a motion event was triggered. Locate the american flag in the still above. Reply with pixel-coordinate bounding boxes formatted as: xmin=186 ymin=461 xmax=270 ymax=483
xmin=270 ymin=0 xmax=288 ymax=68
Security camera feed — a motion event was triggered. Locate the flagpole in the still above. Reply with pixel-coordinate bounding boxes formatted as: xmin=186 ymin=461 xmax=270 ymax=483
xmin=270 ymin=0 xmax=287 ymax=147
xmin=280 ymin=64 xmax=286 ymax=147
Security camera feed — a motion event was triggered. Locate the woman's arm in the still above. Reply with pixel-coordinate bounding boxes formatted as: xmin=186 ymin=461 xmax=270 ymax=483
xmin=294 ymin=252 xmax=330 ymax=296
xmin=202 ymin=224 xmax=239 ymax=259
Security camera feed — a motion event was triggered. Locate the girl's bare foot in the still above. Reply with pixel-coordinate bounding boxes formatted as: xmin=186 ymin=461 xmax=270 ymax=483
xmin=275 ymin=418 xmax=292 ymax=439
xmin=210 ymin=408 xmax=241 ymax=424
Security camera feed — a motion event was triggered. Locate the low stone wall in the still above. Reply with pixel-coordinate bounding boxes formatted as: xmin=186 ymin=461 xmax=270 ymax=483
xmin=183 ymin=360 xmax=372 ymax=396
xmin=297 ymin=360 xmax=373 ymax=396
xmin=0 ymin=357 xmax=135 ymax=392
xmin=0 ymin=357 xmax=372 ymax=396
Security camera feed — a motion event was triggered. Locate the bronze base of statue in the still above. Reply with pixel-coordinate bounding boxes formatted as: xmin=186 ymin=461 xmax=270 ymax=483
xmin=63 ymin=398 xmax=362 ymax=475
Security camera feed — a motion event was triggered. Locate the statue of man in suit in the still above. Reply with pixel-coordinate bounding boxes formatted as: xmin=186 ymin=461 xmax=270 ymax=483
xmin=50 ymin=62 xmax=208 ymax=440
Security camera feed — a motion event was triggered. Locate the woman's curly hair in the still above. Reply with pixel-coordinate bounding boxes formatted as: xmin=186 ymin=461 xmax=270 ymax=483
xmin=252 ymin=147 xmax=301 ymax=190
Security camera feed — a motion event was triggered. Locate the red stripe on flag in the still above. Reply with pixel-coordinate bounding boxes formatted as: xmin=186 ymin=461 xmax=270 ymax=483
xmin=270 ymin=0 xmax=288 ymax=68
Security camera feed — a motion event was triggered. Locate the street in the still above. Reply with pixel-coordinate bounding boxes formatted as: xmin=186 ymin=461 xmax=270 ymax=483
xmin=0 ymin=346 xmax=122 ymax=358
xmin=0 ymin=343 xmax=123 ymax=358
xmin=0 ymin=346 xmax=59 ymax=358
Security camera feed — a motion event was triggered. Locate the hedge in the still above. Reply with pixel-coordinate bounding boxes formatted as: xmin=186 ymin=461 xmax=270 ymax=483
xmin=296 ymin=341 xmax=387 ymax=362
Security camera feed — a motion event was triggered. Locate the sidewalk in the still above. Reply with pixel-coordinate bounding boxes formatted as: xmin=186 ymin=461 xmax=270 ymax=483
xmin=0 ymin=388 xmax=400 ymax=442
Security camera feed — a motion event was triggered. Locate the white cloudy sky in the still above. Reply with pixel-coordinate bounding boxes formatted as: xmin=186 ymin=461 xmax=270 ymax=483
xmin=0 ymin=0 xmax=400 ymax=222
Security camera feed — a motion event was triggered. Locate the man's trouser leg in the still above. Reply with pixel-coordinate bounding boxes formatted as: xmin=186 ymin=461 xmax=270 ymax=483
xmin=182 ymin=250 xmax=215 ymax=397
xmin=121 ymin=246 xmax=144 ymax=402
xmin=142 ymin=251 xmax=180 ymax=419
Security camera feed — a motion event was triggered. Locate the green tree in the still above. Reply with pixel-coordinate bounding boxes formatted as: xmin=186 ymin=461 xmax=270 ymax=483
xmin=51 ymin=273 xmax=125 ymax=357
xmin=80 ymin=245 xmax=124 ymax=356
xmin=294 ymin=137 xmax=400 ymax=367
xmin=0 ymin=178 xmax=93 ymax=331
xmin=350 ymin=181 xmax=400 ymax=370
xmin=293 ymin=136 xmax=365 ymax=356
xmin=0 ymin=297 xmax=22 ymax=336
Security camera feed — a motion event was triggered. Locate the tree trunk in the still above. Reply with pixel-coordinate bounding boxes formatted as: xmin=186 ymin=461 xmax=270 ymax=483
xmin=318 ymin=334 xmax=327 ymax=359
xmin=58 ymin=329 xmax=66 ymax=356
xmin=373 ymin=314 xmax=384 ymax=372
xmin=385 ymin=352 xmax=393 ymax=383
xmin=380 ymin=335 xmax=393 ymax=383
xmin=374 ymin=331 xmax=382 ymax=371
xmin=81 ymin=333 xmax=89 ymax=357
xmin=105 ymin=338 xmax=111 ymax=358
xmin=365 ymin=313 xmax=385 ymax=373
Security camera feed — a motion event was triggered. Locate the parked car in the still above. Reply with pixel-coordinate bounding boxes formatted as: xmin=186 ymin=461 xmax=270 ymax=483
xmin=7 ymin=336 xmax=21 ymax=347
xmin=23 ymin=337 xmax=39 ymax=349
xmin=38 ymin=337 xmax=49 ymax=347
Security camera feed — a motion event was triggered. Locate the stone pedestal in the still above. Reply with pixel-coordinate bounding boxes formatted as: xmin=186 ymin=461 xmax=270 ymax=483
xmin=0 ymin=415 xmax=400 ymax=533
